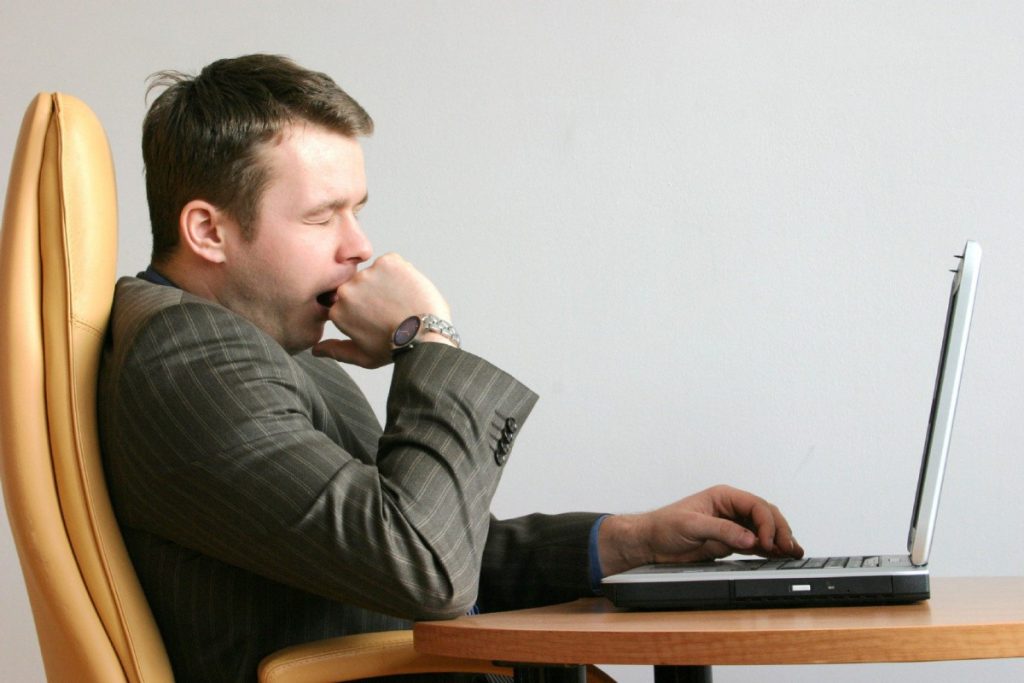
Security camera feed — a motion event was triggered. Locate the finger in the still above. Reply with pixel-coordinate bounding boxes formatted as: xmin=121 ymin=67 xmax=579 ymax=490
xmin=668 ymin=515 xmax=757 ymax=558
xmin=778 ymin=532 xmax=802 ymax=557
xmin=311 ymin=339 xmax=387 ymax=368
xmin=748 ymin=501 xmax=779 ymax=554
xmin=709 ymin=486 xmax=802 ymax=558
xmin=775 ymin=522 xmax=803 ymax=558
xmin=311 ymin=339 xmax=356 ymax=363
xmin=750 ymin=501 xmax=803 ymax=558
xmin=658 ymin=538 xmax=736 ymax=564
xmin=707 ymin=487 xmax=776 ymax=549
xmin=691 ymin=539 xmax=735 ymax=562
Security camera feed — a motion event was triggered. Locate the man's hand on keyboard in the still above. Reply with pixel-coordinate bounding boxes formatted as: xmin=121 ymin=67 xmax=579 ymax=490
xmin=597 ymin=484 xmax=805 ymax=577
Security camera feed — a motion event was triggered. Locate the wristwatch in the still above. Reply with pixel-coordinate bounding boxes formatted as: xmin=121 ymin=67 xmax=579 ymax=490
xmin=392 ymin=314 xmax=462 ymax=353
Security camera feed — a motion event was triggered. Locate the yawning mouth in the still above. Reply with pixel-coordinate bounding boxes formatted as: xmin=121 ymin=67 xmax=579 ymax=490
xmin=316 ymin=290 xmax=338 ymax=308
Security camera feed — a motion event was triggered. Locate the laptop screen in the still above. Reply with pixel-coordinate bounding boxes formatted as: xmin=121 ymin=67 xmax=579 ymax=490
xmin=907 ymin=241 xmax=981 ymax=565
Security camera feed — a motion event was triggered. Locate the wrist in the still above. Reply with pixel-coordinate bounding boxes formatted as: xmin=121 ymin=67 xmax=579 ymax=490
xmin=597 ymin=514 xmax=651 ymax=576
xmin=416 ymin=330 xmax=459 ymax=348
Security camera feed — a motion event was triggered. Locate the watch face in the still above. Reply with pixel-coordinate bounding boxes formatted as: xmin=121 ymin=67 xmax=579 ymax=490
xmin=393 ymin=316 xmax=421 ymax=346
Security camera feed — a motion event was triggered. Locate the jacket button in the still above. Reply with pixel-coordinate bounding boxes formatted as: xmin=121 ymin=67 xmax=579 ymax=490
xmin=504 ymin=417 xmax=518 ymax=434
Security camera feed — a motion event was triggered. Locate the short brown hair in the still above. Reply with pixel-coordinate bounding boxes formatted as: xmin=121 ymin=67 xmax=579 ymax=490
xmin=143 ymin=54 xmax=374 ymax=263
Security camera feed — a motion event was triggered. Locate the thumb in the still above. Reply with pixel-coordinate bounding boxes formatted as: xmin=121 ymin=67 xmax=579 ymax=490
xmin=699 ymin=517 xmax=757 ymax=553
xmin=312 ymin=339 xmax=385 ymax=368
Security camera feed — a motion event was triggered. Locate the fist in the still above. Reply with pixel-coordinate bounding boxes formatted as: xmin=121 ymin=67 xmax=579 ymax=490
xmin=312 ymin=253 xmax=452 ymax=368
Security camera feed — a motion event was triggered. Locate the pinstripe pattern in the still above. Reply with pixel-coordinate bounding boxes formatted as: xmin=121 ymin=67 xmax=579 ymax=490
xmin=98 ymin=278 xmax=600 ymax=682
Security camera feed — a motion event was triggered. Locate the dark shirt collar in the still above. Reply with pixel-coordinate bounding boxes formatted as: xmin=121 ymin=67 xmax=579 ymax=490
xmin=137 ymin=265 xmax=180 ymax=289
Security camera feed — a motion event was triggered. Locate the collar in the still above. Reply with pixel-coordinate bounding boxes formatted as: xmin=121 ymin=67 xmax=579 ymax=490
xmin=137 ymin=265 xmax=180 ymax=289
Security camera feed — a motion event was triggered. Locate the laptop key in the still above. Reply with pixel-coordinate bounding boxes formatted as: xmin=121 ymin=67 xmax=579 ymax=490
xmin=803 ymin=557 xmax=829 ymax=569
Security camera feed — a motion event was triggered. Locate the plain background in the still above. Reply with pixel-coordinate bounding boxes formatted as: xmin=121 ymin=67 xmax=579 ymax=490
xmin=2 ymin=2 xmax=1022 ymax=681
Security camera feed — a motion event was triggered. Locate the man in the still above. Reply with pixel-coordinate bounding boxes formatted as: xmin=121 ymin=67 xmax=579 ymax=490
xmin=99 ymin=54 xmax=802 ymax=682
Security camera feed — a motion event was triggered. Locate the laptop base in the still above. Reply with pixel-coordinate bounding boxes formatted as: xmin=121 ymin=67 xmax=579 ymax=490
xmin=605 ymin=573 xmax=930 ymax=611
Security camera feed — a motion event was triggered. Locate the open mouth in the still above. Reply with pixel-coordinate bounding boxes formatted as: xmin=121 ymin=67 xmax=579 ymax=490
xmin=316 ymin=290 xmax=338 ymax=308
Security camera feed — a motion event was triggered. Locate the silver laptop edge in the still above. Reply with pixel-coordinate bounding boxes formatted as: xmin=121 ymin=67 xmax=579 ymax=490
xmin=908 ymin=240 xmax=980 ymax=565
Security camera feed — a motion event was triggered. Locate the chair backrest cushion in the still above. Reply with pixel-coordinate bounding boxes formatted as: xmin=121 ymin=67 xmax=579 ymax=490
xmin=0 ymin=93 xmax=172 ymax=682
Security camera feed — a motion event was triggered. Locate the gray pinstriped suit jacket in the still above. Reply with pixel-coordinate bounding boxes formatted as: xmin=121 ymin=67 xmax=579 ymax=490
xmin=99 ymin=277 xmax=601 ymax=682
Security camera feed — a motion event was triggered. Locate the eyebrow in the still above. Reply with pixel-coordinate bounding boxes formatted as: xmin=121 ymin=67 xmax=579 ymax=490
xmin=306 ymin=192 xmax=369 ymax=216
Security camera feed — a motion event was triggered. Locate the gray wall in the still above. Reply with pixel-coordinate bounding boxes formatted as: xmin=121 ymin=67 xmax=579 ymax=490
xmin=2 ymin=2 xmax=1022 ymax=681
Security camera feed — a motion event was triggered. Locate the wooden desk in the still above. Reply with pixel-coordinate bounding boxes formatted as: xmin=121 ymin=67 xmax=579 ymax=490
xmin=414 ymin=577 xmax=1024 ymax=681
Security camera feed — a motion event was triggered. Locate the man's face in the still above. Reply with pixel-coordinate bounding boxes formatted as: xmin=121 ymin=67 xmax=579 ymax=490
xmin=218 ymin=122 xmax=372 ymax=353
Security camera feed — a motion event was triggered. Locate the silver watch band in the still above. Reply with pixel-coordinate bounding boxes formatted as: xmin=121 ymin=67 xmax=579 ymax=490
xmin=419 ymin=314 xmax=462 ymax=348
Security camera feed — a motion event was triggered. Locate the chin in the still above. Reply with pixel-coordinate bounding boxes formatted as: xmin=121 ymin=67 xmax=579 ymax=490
xmin=279 ymin=324 xmax=325 ymax=356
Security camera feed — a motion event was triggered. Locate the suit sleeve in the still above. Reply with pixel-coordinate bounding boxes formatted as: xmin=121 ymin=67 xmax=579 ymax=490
xmin=478 ymin=512 xmax=603 ymax=613
xmin=102 ymin=300 xmax=537 ymax=620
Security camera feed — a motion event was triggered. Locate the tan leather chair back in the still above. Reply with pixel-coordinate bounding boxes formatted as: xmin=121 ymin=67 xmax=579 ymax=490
xmin=0 ymin=93 xmax=173 ymax=682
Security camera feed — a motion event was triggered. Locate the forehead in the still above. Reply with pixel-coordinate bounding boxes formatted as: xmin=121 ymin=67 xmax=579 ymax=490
xmin=257 ymin=121 xmax=366 ymax=200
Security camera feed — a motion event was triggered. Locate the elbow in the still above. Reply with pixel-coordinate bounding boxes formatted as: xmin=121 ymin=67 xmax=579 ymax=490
xmin=415 ymin=603 xmax=472 ymax=621
xmin=412 ymin=582 xmax=478 ymax=621
xmin=407 ymin=563 xmax=481 ymax=620
xmin=401 ymin=533 xmax=489 ymax=620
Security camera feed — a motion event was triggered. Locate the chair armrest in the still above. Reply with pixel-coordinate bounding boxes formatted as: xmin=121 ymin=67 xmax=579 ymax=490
xmin=257 ymin=629 xmax=510 ymax=683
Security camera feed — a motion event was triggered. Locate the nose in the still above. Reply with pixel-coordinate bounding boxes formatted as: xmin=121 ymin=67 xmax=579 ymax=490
xmin=338 ymin=216 xmax=373 ymax=265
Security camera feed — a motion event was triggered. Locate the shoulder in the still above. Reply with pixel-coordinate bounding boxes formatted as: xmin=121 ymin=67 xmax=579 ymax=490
xmin=108 ymin=276 xmax=184 ymax=340
xmin=109 ymin=276 xmax=281 ymax=360
xmin=101 ymin=278 xmax=324 ymax=441
xmin=104 ymin=277 xmax=307 ymax=403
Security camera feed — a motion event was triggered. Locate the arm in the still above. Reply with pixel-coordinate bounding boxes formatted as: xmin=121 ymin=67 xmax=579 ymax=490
xmin=477 ymin=512 xmax=602 ymax=613
xmin=103 ymin=296 xmax=536 ymax=621
xmin=477 ymin=485 xmax=803 ymax=612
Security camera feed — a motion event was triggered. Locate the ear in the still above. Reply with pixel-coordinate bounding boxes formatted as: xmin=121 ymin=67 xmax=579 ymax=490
xmin=179 ymin=199 xmax=230 ymax=264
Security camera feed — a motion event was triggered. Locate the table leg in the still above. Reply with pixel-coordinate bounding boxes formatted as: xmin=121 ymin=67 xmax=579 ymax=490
xmin=511 ymin=664 xmax=587 ymax=682
xmin=654 ymin=664 xmax=713 ymax=682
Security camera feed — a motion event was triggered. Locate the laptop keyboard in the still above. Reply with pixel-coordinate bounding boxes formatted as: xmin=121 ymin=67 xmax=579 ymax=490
xmin=776 ymin=556 xmax=906 ymax=569
xmin=635 ymin=555 xmax=914 ymax=574
xmin=740 ymin=555 xmax=914 ymax=570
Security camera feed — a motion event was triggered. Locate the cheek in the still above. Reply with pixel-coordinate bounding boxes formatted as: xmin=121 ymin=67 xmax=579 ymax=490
xmin=253 ymin=240 xmax=312 ymax=282
xmin=246 ymin=226 xmax=331 ymax=294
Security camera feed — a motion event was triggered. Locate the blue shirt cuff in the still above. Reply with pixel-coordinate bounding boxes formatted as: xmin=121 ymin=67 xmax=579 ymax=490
xmin=588 ymin=514 xmax=610 ymax=594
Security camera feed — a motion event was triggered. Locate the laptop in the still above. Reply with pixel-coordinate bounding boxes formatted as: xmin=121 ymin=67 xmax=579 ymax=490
xmin=602 ymin=241 xmax=982 ymax=610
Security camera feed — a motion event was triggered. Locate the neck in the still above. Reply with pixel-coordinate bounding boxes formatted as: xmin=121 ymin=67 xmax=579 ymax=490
xmin=152 ymin=256 xmax=220 ymax=302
